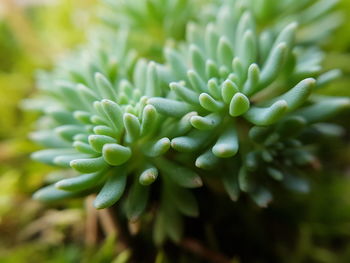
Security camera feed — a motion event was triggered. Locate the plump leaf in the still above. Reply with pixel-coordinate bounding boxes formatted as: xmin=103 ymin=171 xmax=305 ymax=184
xmin=195 ymin=148 xmax=220 ymax=170
xmin=89 ymin=134 xmax=117 ymax=152
xmin=56 ymin=171 xmax=106 ymax=191
xmin=31 ymin=149 xmax=77 ymax=166
xmin=212 ymin=123 xmax=239 ymax=158
xmin=33 ymin=185 xmax=80 ymax=203
xmin=94 ymin=168 xmax=127 ymax=209
xmin=123 ymin=113 xmax=141 ymax=142
xmin=157 ymin=158 xmax=202 ymax=188
xmin=102 ymin=143 xmax=132 ymax=166
xmin=171 ymin=129 xmax=212 ymax=152
xmin=190 ymin=113 xmax=222 ymax=130
xmin=244 ymin=100 xmax=288 ymax=125
xmin=70 ymin=156 xmax=108 ymax=173
xmin=125 ymin=182 xmax=150 ymax=221
xmin=148 ymin=97 xmax=195 ymax=117
xmin=229 ymin=92 xmax=250 ymax=116
xmin=143 ymin=137 xmax=170 ymax=157
xmin=139 ymin=166 xmax=158 ymax=185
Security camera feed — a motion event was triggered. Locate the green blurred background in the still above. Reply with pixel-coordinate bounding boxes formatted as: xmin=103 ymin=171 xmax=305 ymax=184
xmin=0 ymin=0 xmax=349 ymax=262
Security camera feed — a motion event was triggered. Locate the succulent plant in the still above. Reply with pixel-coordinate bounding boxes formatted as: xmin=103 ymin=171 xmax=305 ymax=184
xmin=101 ymin=0 xmax=342 ymax=49
xmin=27 ymin=0 xmax=350 ymax=244
xmin=25 ymin=28 xmax=205 ymax=243
xmin=246 ymin=0 xmax=342 ymax=44
xmin=149 ymin=1 xmax=349 ymax=205
xmin=100 ymin=0 xmax=217 ymax=58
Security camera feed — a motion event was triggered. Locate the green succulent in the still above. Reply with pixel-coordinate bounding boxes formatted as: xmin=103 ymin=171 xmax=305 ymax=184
xmin=246 ymin=0 xmax=342 ymax=44
xmin=98 ymin=0 xmax=341 ymax=62
xmin=27 ymin=0 xmax=350 ymax=244
xmin=149 ymin=1 xmax=349 ymax=205
xmin=100 ymin=0 xmax=216 ymax=58
xmin=30 ymin=34 xmax=164 ymax=202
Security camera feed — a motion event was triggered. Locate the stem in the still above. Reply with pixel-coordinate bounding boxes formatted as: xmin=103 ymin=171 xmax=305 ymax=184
xmin=97 ymin=208 xmax=129 ymax=251
xmin=180 ymin=238 xmax=232 ymax=263
xmin=85 ymin=195 xmax=98 ymax=246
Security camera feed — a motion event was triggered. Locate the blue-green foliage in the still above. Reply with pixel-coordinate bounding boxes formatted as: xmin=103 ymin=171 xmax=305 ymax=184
xmin=26 ymin=0 xmax=350 ymax=244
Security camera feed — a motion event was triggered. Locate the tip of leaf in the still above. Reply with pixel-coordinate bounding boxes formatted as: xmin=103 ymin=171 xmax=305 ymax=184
xmin=275 ymin=99 xmax=288 ymax=108
xmin=169 ymin=82 xmax=179 ymax=90
xmin=32 ymin=189 xmax=43 ymax=201
xmin=94 ymin=72 xmax=103 ymax=79
xmin=69 ymin=159 xmax=79 ymax=168
xmin=212 ymin=145 xmax=237 ymax=158
xmin=305 ymin=78 xmax=316 ymax=85
xmin=287 ymin=21 xmax=298 ymax=30
xmin=93 ymin=199 xmax=106 ymax=209
xmin=193 ymin=177 xmax=203 ymax=187
xmin=277 ymin=42 xmax=288 ymax=50
xmin=54 ymin=181 xmax=65 ymax=190
xmin=101 ymin=99 xmax=112 ymax=105
xmin=195 ymin=158 xmax=208 ymax=170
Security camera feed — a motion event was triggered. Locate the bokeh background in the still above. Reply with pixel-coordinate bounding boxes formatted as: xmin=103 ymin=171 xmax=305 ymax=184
xmin=0 ymin=0 xmax=349 ymax=262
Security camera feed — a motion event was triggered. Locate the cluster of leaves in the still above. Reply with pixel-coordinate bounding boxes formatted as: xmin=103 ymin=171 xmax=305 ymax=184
xmin=99 ymin=0 xmax=218 ymax=58
xmin=0 ymin=1 xmax=120 ymax=263
xmin=27 ymin=0 xmax=349 ymax=252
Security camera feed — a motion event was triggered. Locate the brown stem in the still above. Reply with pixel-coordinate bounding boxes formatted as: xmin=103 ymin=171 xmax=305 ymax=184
xmin=97 ymin=208 xmax=128 ymax=251
xmin=180 ymin=238 xmax=232 ymax=263
xmin=85 ymin=195 xmax=98 ymax=246
xmin=97 ymin=208 xmax=117 ymax=236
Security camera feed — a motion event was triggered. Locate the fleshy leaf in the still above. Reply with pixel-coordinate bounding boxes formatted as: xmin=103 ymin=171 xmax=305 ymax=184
xmin=70 ymin=156 xmax=108 ymax=173
xmin=94 ymin=168 xmax=127 ymax=209
xmin=212 ymin=122 xmax=239 ymax=158
xmin=148 ymin=97 xmax=195 ymax=118
xmin=33 ymin=185 xmax=80 ymax=203
xmin=157 ymin=158 xmax=202 ymax=188
xmin=125 ymin=182 xmax=150 ymax=221
xmin=229 ymin=92 xmax=250 ymax=116
xmin=190 ymin=113 xmax=222 ymax=130
xmin=56 ymin=171 xmax=106 ymax=191
xmin=244 ymin=100 xmax=288 ymax=125
xmin=102 ymin=143 xmax=132 ymax=166
xmin=139 ymin=166 xmax=158 ymax=185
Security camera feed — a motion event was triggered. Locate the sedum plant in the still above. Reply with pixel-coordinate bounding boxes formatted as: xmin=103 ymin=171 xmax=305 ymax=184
xmin=246 ymin=0 xmax=342 ymax=44
xmin=149 ymin=1 xmax=349 ymax=207
xmin=100 ymin=0 xmax=217 ymax=58
xmin=26 ymin=0 xmax=350 ymax=246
